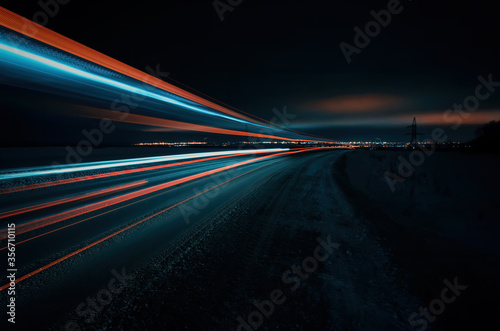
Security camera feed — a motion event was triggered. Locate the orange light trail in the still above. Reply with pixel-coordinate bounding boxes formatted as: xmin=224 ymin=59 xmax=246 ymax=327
xmin=163 ymin=75 xmax=340 ymax=140
xmin=0 ymin=180 xmax=190 ymax=251
xmin=0 ymin=7 xmax=338 ymax=145
xmin=0 ymin=148 xmax=343 ymax=250
xmin=0 ymin=150 xmax=280 ymax=195
xmin=0 ymin=149 xmax=320 ymax=292
xmin=0 ymin=149 xmax=308 ymax=240
xmin=0 ymin=6 xmax=256 ymax=124
xmin=0 ymin=180 xmax=147 ymax=219
xmin=0 ymin=150 xmax=298 ymax=251
xmin=79 ymin=106 xmax=332 ymax=143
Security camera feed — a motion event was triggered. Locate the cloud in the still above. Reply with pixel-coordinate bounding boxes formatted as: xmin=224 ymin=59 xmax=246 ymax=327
xmin=392 ymin=110 xmax=500 ymax=126
xmin=301 ymin=94 xmax=407 ymax=114
xmin=290 ymin=110 xmax=500 ymax=129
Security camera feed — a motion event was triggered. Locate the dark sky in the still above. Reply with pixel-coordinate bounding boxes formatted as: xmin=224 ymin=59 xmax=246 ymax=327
xmin=2 ymin=0 xmax=500 ymax=142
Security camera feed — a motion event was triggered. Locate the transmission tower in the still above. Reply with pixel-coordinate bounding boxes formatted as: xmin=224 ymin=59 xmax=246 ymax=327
xmin=406 ymin=117 xmax=422 ymax=149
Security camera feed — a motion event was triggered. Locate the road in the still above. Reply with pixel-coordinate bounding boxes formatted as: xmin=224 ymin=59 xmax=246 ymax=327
xmin=3 ymin=147 xmax=393 ymax=330
xmin=80 ymin=148 xmax=414 ymax=330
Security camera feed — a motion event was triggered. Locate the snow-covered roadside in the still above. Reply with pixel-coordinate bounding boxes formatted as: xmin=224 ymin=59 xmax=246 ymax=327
xmin=334 ymin=149 xmax=500 ymax=330
xmin=339 ymin=149 xmax=500 ymax=255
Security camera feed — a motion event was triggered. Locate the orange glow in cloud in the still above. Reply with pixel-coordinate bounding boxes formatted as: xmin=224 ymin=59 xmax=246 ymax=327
xmin=292 ymin=110 xmax=500 ymax=128
xmin=303 ymin=94 xmax=406 ymax=113
xmin=392 ymin=110 xmax=500 ymax=125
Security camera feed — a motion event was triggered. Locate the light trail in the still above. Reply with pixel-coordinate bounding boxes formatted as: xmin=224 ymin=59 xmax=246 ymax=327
xmin=0 ymin=6 xmax=338 ymax=144
xmin=0 ymin=148 xmax=339 ymax=249
xmin=0 ymin=148 xmax=316 ymax=292
xmin=163 ymin=75 xmax=345 ymax=141
xmin=0 ymin=180 xmax=147 ymax=219
xmin=0 ymin=179 xmax=198 ymax=251
xmin=0 ymin=150 xmax=286 ymax=194
xmin=78 ymin=107 xmax=332 ymax=143
xmin=0 ymin=149 xmax=307 ymax=240
xmin=0 ymin=155 xmax=289 ymax=251
xmin=0 ymin=6 xmax=258 ymax=124
xmin=0 ymin=149 xmax=287 ymax=181
xmin=0 ymin=41 xmax=265 ymax=129
xmin=0 ymin=42 xmax=322 ymax=142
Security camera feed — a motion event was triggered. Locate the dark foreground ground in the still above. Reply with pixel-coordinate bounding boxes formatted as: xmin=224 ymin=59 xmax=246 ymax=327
xmin=7 ymin=148 xmax=496 ymax=330
xmin=20 ymin=150 xmax=409 ymax=330
xmin=53 ymin=150 xmax=418 ymax=330
xmin=88 ymin=150 xmax=498 ymax=330
xmin=335 ymin=150 xmax=500 ymax=330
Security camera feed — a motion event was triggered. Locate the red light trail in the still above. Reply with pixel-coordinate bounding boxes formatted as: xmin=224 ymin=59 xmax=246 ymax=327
xmin=0 ymin=149 xmax=311 ymax=241
xmin=0 ymin=150 xmax=282 ymax=195
xmin=0 ymin=180 xmax=147 ymax=219
xmin=0 ymin=148 xmax=328 ymax=292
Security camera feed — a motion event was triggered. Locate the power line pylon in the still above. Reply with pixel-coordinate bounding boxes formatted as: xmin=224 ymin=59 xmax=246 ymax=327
xmin=406 ymin=117 xmax=422 ymax=149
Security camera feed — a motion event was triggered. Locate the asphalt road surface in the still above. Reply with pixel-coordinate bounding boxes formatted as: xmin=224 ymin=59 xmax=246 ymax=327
xmin=0 ymin=148 xmax=415 ymax=330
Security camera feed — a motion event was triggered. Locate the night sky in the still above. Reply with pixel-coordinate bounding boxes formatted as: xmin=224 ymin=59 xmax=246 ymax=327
xmin=2 ymin=0 xmax=500 ymax=143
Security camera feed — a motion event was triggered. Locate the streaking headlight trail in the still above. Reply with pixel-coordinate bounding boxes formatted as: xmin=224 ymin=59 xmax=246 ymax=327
xmin=0 ymin=149 xmax=289 ymax=180
xmin=0 ymin=6 xmax=340 ymax=145
xmin=0 ymin=42 xmax=267 ymax=129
